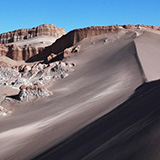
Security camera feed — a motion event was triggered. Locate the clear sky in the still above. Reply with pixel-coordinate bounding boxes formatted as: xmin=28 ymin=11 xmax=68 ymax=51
xmin=0 ymin=0 xmax=159 ymax=33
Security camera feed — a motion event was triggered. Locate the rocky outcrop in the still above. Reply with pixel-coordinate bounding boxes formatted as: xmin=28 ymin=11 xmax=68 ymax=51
xmin=1 ymin=24 xmax=160 ymax=62
xmin=45 ymin=45 xmax=81 ymax=63
xmin=47 ymin=25 xmax=160 ymax=54
xmin=0 ymin=60 xmax=75 ymax=103
xmin=44 ymin=26 xmax=120 ymax=56
xmin=18 ymin=84 xmax=52 ymax=101
xmin=0 ymin=60 xmax=75 ymax=89
xmin=0 ymin=44 xmax=43 ymax=61
xmin=46 ymin=53 xmax=57 ymax=62
xmin=0 ymin=44 xmax=8 ymax=56
xmin=63 ymin=45 xmax=81 ymax=58
xmin=0 ymin=24 xmax=66 ymax=61
xmin=7 ymin=44 xmax=43 ymax=61
xmin=122 ymin=24 xmax=160 ymax=30
xmin=0 ymin=24 xmax=66 ymax=44
xmin=0 ymin=61 xmax=19 ymax=83
xmin=29 ymin=24 xmax=160 ymax=62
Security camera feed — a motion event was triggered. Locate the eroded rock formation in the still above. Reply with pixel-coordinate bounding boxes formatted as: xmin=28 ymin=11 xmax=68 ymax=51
xmin=0 ymin=60 xmax=75 ymax=103
xmin=0 ymin=24 xmax=66 ymax=44
xmin=29 ymin=24 xmax=160 ymax=62
xmin=18 ymin=84 xmax=52 ymax=101
xmin=0 ymin=44 xmax=43 ymax=61
xmin=0 ymin=24 xmax=66 ymax=61
xmin=47 ymin=24 xmax=160 ymax=54
xmin=0 ymin=60 xmax=75 ymax=89
xmin=45 ymin=45 xmax=81 ymax=63
xmin=0 ymin=24 xmax=160 ymax=62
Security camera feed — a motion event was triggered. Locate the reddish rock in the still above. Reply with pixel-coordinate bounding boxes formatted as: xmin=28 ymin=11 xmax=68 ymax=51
xmin=63 ymin=47 xmax=74 ymax=58
xmin=46 ymin=53 xmax=57 ymax=62
xmin=41 ymin=24 xmax=160 ymax=59
xmin=72 ymin=45 xmax=81 ymax=53
xmin=0 ymin=24 xmax=65 ymax=61
xmin=0 ymin=44 xmax=8 ymax=56
xmin=20 ymin=84 xmax=44 ymax=90
xmin=0 ymin=44 xmax=43 ymax=61
xmin=20 ymin=85 xmax=27 ymax=90
xmin=1 ymin=24 xmax=160 ymax=62
xmin=18 ymin=65 xmax=25 ymax=72
xmin=63 ymin=45 xmax=81 ymax=58
xmin=0 ymin=24 xmax=66 ymax=44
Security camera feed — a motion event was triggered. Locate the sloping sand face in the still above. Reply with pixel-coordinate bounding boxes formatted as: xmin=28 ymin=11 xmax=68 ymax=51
xmin=35 ymin=80 xmax=160 ymax=160
xmin=135 ymin=31 xmax=160 ymax=81
xmin=0 ymin=30 xmax=146 ymax=160
xmin=13 ymin=35 xmax=58 ymax=47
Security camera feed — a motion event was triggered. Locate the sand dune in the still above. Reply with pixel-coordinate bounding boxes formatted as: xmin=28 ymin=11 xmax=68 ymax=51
xmin=0 ymin=28 xmax=160 ymax=160
xmin=33 ymin=80 xmax=160 ymax=160
xmin=135 ymin=31 xmax=160 ymax=81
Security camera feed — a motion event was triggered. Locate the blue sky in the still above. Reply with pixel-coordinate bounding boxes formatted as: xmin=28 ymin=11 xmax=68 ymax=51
xmin=0 ymin=0 xmax=159 ymax=33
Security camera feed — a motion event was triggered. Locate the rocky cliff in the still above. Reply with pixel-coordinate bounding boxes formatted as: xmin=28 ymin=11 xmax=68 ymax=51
xmin=47 ymin=24 xmax=160 ymax=54
xmin=28 ymin=24 xmax=160 ymax=62
xmin=0 ymin=44 xmax=43 ymax=61
xmin=0 ymin=24 xmax=66 ymax=44
xmin=1 ymin=24 xmax=160 ymax=61
xmin=0 ymin=24 xmax=66 ymax=61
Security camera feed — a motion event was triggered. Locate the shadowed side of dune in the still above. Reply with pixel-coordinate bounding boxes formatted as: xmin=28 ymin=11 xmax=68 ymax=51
xmin=32 ymin=80 xmax=160 ymax=160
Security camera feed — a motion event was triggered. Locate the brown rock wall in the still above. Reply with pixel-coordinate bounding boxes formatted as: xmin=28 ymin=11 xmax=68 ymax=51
xmin=1 ymin=24 xmax=160 ymax=61
xmin=0 ymin=24 xmax=66 ymax=44
xmin=0 ymin=44 xmax=43 ymax=61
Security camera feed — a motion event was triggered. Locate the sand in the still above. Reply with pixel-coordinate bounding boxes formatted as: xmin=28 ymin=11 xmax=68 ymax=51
xmin=135 ymin=31 xmax=160 ymax=81
xmin=0 ymin=29 xmax=160 ymax=160
xmin=33 ymin=80 xmax=160 ymax=160
xmin=12 ymin=35 xmax=58 ymax=47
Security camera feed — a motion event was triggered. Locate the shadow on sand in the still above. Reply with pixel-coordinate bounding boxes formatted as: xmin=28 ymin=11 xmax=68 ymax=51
xmin=32 ymin=80 xmax=160 ymax=160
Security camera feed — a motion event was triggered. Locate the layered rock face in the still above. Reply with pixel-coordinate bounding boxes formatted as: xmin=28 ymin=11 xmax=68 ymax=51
xmin=48 ymin=25 xmax=160 ymax=53
xmin=0 ymin=24 xmax=66 ymax=61
xmin=0 ymin=44 xmax=43 ymax=61
xmin=30 ymin=24 xmax=160 ymax=62
xmin=45 ymin=26 xmax=120 ymax=55
xmin=0 ymin=44 xmax=8 ymax=57
xmin=1 ymin=24 xmax=160 ymax=62
xmin=0 ymin=24 xmax=66 ymax=44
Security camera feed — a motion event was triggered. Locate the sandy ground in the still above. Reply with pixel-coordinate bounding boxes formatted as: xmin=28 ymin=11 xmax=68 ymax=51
xmin=0 ymin=56 xmax=26 ymax=66
xmin=12 ymin=35 xmax=59 ymax=47
xmin=32 ymin=80 xmax=160 ymax=160
xmin=0 ymin=29 xmax=159 ymax=160
xmin=135 ymin=31 xmax=160 ymax=81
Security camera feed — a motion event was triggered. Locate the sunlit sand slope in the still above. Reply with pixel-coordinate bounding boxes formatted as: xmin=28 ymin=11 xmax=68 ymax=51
xmin=135 ymin=31 xmax=160 ymax=81
xmin=0 ymin=30 xmax=153 ymax=160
